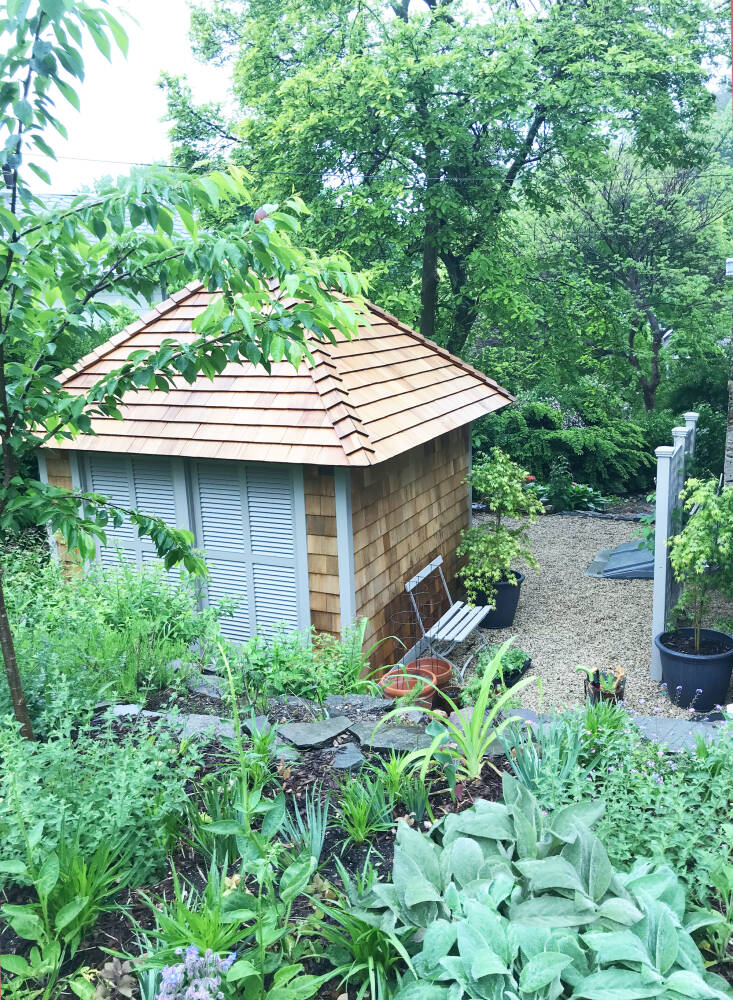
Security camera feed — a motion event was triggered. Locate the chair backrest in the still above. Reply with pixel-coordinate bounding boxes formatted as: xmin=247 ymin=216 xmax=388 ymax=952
xmin=405 ymin=555 xmax=443 ymax=593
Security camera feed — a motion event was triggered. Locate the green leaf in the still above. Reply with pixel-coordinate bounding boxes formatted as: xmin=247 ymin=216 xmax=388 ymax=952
xmin=280 ymin=855 xmax=316 ymax=905
xmin=516 ymin=856 xmax=587 ymax=895
xmin=4 ymin=907 xmax=45 ymax=941
xmin=0 ymin=858 xmax=28 ymax=876
xmin=571 ymin=969 xmax=664 ymax=999
xmin=54 ymin=895 xmax=88 ymax=932
xmin=227 ymin=959 xmax=259 ymax=983
xmin=36 ymin=852 xmax=60 ymax=897
xmin=519 ymin=951 xmax=573 ymax=992
xmin=583 ymin=931 xmax=651 ymax=967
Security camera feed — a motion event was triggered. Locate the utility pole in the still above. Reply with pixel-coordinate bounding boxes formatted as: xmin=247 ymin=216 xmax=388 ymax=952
xmin=725 ymin=258 xmax=733 ymax=486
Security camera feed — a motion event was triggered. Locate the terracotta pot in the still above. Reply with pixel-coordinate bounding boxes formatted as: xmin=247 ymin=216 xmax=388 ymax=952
xmin=379 ymin=665 xmax=437 ymax=710
xmin=405 ymin=656 xmax=453 ymax=689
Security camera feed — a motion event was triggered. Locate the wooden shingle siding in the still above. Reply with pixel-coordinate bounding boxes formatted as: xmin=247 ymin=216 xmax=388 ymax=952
xmin=303 ymin=466 xmax=340 ymax=635
xmin=43 ymin=449 xmax=75 ymax=564
xmin=352 ymin=426 xmax=469 ymax=667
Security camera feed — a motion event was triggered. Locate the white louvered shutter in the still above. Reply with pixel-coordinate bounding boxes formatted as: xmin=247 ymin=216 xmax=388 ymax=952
xmin=193 ymin=462 xmax=251 ymax=642
xmin=247 ymin=467 xmax=300 ymax=637
xmin=191 ymin=461 xmax=304 ymax=642
xmin=86 ymin=454 xmax=138 ymax=567
xmin=84 ymin=454 xmax=186 ymax=569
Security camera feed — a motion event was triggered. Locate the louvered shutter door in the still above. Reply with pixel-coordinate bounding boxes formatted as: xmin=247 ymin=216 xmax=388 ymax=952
xmin=191 ymin=461 xmax=305 ymax=642
xmin=85 ymin=454 xmax=186 ymax=569
xmin=86 ymin=455 xmax=138 ymax=566
xmin=247 ymin=468 xmax=300 ymax=637
xmin=192 ymin=462 xmax=251 ymax=642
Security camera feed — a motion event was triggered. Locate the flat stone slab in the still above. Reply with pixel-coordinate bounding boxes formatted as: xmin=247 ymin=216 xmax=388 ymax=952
xmin=348 ymin=721 xmax=433 ymax=751
xmin=181 ymin=714 xmax=235 ymax=740
xmin=141 ymin=710 xmax=235 ymax=741
xmin=242 ymin=714 xmax=276 ymax=736
xmin=323 ymin=694 xmax=392 ymax=715
xmin=188 ymin=675 xmax=226 ymax=700
xmin=111 ymin=704 xmax=142 ymax=718
xmin=330 ymin=741 xmax=365 ymax=771
xmin=634 ymin=715 xmax=723 ymax=753
xmin=279 ymin=716 xmax=351 ymax=749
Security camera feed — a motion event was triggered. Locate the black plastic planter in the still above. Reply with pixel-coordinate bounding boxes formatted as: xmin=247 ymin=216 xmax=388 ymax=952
xmin=654 ymin=628 xmax=733 ymax=712
xmin=477 ymin=572 xmax=525 ymax=629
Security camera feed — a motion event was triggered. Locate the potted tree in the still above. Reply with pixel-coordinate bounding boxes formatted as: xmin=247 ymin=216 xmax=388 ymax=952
xmin=654 ymin=479 xmax=733 ymax=712
xmin=457 ymin=448 xmax=544 ymax=627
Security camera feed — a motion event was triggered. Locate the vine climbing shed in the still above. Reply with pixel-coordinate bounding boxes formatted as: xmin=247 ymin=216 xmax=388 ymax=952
xmin=40 ymin=282 xmax=513 ymax=663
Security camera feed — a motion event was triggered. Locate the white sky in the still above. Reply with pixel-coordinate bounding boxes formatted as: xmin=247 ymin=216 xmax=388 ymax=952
xmin=37 ymin=0 xmax=226 ymax=193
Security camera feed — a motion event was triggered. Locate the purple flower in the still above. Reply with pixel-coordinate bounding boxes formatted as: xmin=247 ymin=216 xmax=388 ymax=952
xmin=676 ymin=685 xmax=683 ymax=691
xmin=695 ymin=688 xmax=703 ymax=695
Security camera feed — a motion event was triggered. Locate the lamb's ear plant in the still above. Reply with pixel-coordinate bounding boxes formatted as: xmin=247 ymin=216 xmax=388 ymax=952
xmin=351 ymin=773 xmax=731 ymax=1000
xmin=376 ymin=639 xmax=538 ymax=783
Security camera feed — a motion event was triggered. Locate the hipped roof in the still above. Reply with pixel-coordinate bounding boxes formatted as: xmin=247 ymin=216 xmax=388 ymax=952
xmin=49 ymin=281 xmax=513 ymax=467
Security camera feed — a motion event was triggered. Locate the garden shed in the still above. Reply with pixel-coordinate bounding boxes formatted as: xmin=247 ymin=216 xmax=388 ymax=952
xmin=40 ymin=282 xmax=513 ymax=664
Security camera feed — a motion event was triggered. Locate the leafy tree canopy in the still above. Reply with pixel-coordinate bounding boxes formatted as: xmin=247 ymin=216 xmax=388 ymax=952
xmin=164 ymin=0 xmax=725 ymax=354
xmin=0 ymin=0 xmax=363 ymax=737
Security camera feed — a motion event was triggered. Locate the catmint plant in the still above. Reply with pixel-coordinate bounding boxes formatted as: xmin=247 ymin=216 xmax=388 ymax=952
xmin=157 ymin=946 xmax=236 ymax=1000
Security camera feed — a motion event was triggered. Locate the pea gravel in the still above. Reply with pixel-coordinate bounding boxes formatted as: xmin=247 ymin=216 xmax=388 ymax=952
xmin=451 ymin=514 xmax=733 ymax=718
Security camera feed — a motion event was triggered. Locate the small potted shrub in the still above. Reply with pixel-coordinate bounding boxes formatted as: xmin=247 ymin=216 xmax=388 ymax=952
xmin=654 ymin=478 xmax=733 ymax=712
xmin=575 ymin=664 xmax=626 ymax=704
xmin=457 ymin=448 xmax=544 ymax=627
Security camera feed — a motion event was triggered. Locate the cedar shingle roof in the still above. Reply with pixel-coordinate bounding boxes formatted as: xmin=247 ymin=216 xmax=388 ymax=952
xmin=50 ymin=281 xmax=513 ymax=467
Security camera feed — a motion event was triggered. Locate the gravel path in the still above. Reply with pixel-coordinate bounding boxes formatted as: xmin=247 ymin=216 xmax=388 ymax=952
xmin=451 ymin=514 xmax=733 ymax=717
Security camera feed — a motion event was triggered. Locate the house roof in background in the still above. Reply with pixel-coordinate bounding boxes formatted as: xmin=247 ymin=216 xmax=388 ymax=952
xmin=48 ymin=282 xmax=513 ymax=467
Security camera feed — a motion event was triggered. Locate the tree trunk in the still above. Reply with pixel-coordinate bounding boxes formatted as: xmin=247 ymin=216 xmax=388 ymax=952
xmin=0 ymin=565 xmax=33 ymax=739
xmin=420 ymin=206 xmax=439 ymax=341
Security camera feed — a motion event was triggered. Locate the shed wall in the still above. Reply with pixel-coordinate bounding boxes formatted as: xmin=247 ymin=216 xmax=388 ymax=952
xmin=43 ymin=449 xmax=76 ymax=564
xmin=351 ymin=426 xmax=470 ymax=667
xmin=303 ymin=466 xmax=340 ymax=634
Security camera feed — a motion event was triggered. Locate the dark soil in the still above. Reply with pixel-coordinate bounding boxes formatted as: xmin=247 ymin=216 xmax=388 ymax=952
xmin=605 ymin=493 xmax=655 ymax=516
xmin=663 ymin=632 xmax=733 ymax=656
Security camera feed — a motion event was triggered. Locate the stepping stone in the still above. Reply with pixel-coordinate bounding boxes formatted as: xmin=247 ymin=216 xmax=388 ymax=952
xmin=348 ymin=721 xmax=433 ymax=751
xmin=111 ymin=704 xmax=142 ymax=718
xmin=634 ymin=715 xmax=723 ymax=753
xmin=323 ymin=694 xmax=392 ymax=715
xmin=180 ymin=714 xmax=235 ymax=740
xmin=242 ymin=714 xmax=275 ymax=736
xmin=330 ymin=742 xmax=364 ymax=771
xmin=141 ymin=710 xmax=235 ymax=741
xmin=188 ymin=676 xmax=225 ymax=700
xmin=279 ymin=716 xmax=351 ymax=749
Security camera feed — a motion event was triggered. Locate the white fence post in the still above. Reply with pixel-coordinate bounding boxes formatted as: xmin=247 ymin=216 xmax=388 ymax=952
xmin=683 ymin=411 xmax=699 ymax=456
xmin=649 ymin=413 xmax=698 ymax=681
xmin=651 ymin=446 xmax=674 ymax=681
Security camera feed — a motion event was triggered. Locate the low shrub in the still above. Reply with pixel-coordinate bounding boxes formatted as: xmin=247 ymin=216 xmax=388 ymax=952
xmin=0 ymin=544 xmax=225 ymax=733
xmin=235 ymin=617 xmax=386 ymax=706
xmin=474 ymin=398 xmax=652 ymax=492
xmin=0 ymin=720 xmax=198 ymax=889
xmin=505 ymin=705 xmax=733 ymax=914
xmin=353 ymin=773 xmax=730 ymax=999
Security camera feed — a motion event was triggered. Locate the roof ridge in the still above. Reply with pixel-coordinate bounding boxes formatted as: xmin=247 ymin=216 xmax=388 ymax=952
xmin=307 ymin=336 xmax=377 ymax=464
xmin=364 ymin=300 xmax=515 ymax=402
xmin=58 ymin=280 xmax=206 ymax=385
